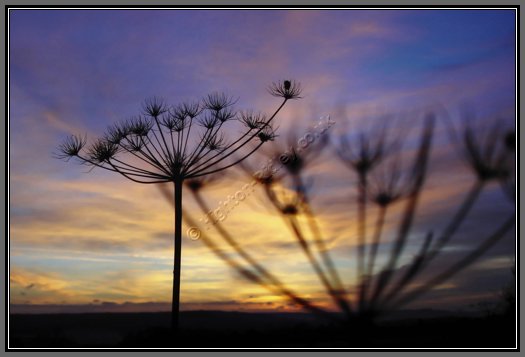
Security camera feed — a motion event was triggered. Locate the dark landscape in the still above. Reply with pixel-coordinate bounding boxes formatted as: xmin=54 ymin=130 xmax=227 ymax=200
xmin=10 ymin=309 xmax=515 ymax=348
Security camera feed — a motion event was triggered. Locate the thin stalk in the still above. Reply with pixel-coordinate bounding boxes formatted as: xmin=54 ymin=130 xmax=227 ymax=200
xmin=382 ymin=181 xmax=484 ymax=303
xmin=77 ymin=156 xmax=167 ymax=184
xmin=156 ymin=184 xmax=333 ymax=320
xmin=191 ymin=190 xmax=331 ymax=317
xmin=263 ymin=183 xmax=344 ymax=312
xmin=389 ymin=214 xmax=515 ymax=310
xmin=378 ymin=232 xmax=433 ymax=307
xmin=356 ymin=171 xmax=368 ymax=312
xmin=304 ymin=208 xmax=349 ymax=303
xmin=176 ymin=120 xmax=183 ymax=155
xmin=367 ymin=206 xmax=387 ymax=281
xmin=110 ymin=157 xmax=169 ymax=178
xmin=119 ymin=136 xmax=168 ymax=174
xmin=137 ymin=136 xmax=171 ymax=172
xmin=182 ymin=116 xmax=195 ymax=158
xmin=148 ymin=129 xmax=173 ymax=168
xmin=293 ymin=175 xmax=349 ymax=307
xmin=171 ymin=179 xmax=183 ymax=330
xmin=108 ymin=164 xmax=168 ymax=179
xmin=153 ymin=115 xmax=174 ymax=163
xmin=362 ymin=205 xmax=387 ymax=309
xmin=189 ymin=142 xmax=264 ymax=178
xmin=369 ymin=117 xmax=434 ymax=308
xmin=185 ymin=123 xmax=223 ymax=171
xmin=170 ymin=130 xmax=177 ymax=160
xmin=426 ymin=181 xmax=484 ymax=261
xmin=287 ymin=216 xmax=352 ymax=317
xmin=189 ymin=99 xmax=287 ymax=173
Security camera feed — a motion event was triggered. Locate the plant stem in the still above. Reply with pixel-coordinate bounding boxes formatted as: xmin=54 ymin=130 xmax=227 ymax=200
xmin=369 ymin=117 xmax=434 ymax=309
xmin=357 ymin=171 xmax=368 ymax=313
xmin=361 ymin=205 xmax=387 ymax=311
xmin=381 ymin=181 xmax=484 ymax=305
xmin=293 ymin=175 xmax=351 ymax=313
xmin=426 ymin=180 xmax=484 ymax=261
xmin=190 ymin=190 xmax=330 ymax=317
xmin=172 ymin=179 xmax=183 ymax=330
xmin=367 ymin=206 xmax=387 ymax=281
xmin=389 ymin=214 xmax=515 ymax=310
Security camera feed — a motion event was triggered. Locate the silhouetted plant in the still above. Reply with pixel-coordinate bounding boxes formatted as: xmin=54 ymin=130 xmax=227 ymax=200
xmin=334 ymin=122 xmax=397 ymax=312
xmin=155 ymin=106 xmax=514 ymax=331
xmin=242 ymin=128 xmax=352 ymax=317
xmin=55 ymin=80 xmax=302 ymax=330
xmin=156 ymin=181 xmax=333 ymax=320
xmin=381 ymin=118 xmax=515 ymax=311
xmin=361 ymin=150 xmax=407 ymax=310
xmin=184 ymin=176 xmax=334 ymax=319
xmin=376 ymin=118 xmax=515 ymax=308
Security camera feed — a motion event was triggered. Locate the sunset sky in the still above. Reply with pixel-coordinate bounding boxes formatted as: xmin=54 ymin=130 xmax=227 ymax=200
xmin=9 ymin=9 xmax=516 ymax=314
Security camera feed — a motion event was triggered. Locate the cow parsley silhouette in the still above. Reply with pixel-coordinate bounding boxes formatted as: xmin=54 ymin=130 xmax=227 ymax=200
xmin=56 ymin=80 xmax=302 ymax=329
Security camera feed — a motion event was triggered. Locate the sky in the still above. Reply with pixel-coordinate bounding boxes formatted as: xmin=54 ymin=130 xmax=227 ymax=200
xmin=9 ymin=9 xmax=516 ymax=314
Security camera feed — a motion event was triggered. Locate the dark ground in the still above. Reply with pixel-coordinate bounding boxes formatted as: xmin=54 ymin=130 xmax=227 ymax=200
xmin=9 ymin=310 xmax=516 ymax=348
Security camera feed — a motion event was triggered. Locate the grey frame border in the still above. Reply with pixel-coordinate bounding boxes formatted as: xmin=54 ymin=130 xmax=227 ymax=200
xmin=3 ymin=1 xmax=520 ymax=355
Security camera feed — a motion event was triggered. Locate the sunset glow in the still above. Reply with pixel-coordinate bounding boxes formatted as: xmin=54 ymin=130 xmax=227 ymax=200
xmin=9 ymin=9 xmax=515 ymax=316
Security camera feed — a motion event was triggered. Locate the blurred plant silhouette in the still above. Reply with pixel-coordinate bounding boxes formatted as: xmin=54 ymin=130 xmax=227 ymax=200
xmin=55 ymin=80 xmax=302 ymax=330
xmin=161 ymin=109 xmax=515 ymax=326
